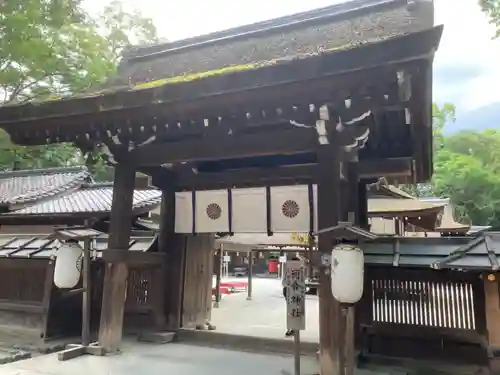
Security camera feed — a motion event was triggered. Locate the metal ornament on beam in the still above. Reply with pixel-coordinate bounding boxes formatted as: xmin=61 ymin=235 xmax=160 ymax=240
xmin=128 ymin=117 xmax=370 ymax=166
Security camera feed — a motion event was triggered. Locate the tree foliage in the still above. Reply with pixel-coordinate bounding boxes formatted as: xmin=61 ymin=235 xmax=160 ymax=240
xmin=480 ymin=0 xmax=500 ymax=37
xmin=0 ymin=0 xmax=158 ymax=178
xmin=421 ymin=104 xmax=500 ymax=227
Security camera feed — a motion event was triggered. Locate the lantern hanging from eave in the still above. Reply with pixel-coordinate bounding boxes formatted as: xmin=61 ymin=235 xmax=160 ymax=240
xmin=331 ymin=244 xmax=364 ymax=304
xmin=54 ymin=242 xmax=83 ymax=289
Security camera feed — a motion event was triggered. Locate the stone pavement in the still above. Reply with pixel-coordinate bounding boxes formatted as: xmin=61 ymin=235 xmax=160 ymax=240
xmin=0 ymin=342 xmax=322 ymax=375
xmin=211 ymin=277 xmax=319 ymax=342
xmin=0 ymin=341 xmax=406 ymax=375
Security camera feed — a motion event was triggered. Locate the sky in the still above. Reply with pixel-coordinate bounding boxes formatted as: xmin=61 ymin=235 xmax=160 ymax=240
xmin=83 ymin=0 xmax=500 ymax=118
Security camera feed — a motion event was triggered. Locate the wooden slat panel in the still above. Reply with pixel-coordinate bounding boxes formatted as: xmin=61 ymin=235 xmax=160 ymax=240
xmin=0 ymin=265 xmax=46 ymax=303
xmin=367 ymin=268 xmax=480 ymax=331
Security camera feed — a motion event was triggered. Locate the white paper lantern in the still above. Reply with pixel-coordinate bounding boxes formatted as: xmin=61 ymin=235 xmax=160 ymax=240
xmin=331 ymin=244 xmax=364 ymax=304
xmin=54 ymin=243 xmax=83 ymax=289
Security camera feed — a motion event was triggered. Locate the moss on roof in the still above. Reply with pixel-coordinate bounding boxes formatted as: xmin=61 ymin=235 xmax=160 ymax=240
xmin=132 ymin=61 xmax=278 ymax=90
xmin=39 ymin=41 xmax=360 ymax=103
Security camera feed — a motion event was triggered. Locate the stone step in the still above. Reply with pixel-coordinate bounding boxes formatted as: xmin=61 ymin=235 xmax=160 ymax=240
xmin=137 ymin=331 xmax=176 ymax=344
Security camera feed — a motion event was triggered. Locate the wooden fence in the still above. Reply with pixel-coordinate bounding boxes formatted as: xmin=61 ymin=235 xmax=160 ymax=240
xmin=357 ymin=267 xmax=487 ymax=364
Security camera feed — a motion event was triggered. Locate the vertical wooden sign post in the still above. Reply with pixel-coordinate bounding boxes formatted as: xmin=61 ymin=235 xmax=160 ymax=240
xmin=223 ymin=253 xmax=230 ymax=277
xmin=285 ymin=260 xmax=306 ymax=375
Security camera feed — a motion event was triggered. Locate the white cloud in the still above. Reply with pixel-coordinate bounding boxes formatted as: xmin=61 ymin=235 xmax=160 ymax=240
xmin=433 ymin=0 xmax=500 ymax=111
xmin=84 ymin=0 xmax=500 ymax=112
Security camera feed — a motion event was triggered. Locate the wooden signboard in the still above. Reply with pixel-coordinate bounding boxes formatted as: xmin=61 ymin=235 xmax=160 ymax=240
xmin=285 ymin=260 xmax=306 ymax=330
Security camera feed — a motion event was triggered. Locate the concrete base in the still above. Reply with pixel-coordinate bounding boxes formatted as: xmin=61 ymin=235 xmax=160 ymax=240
xmin=137 ymin=331 xmax=176 ymax=344
xmin=0 ymin=346 xmax=31 ymax=364
xmin=58 ymin=343 xmax=105 ymax=361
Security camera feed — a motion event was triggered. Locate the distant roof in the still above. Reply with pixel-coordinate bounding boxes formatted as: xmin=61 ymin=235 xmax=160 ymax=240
xmin=0 ymin=233 xmax=155 ymax=259
xmin=0 ymin=167 xmax=92 ymax=208
xmin=368 ymin=198 xmax=444 ymax=216
xmin=1 ymin=183 xmax=161 ymax=218
xmin=420 ymin=197 xmax=470 ymax=233
xmin=368 ymin=186 xmax=469 ymax=232
xmin=468 ymin=226 xmax=492 ymax=235
xmin=373 ymin=184 xmax=416 ymax=199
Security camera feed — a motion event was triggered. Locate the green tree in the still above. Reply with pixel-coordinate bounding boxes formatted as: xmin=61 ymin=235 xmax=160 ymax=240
xmin=0 ymin=0 xmax=158 ymax=178
xmin=399 ymin=103 xmax=455 ymax=198
xmin=480 ymin=0 xmax=500 ymax=37
xmin=432 ymin=148 xmax=500 ymax=225
xmin=428 ymin=104 xmax=500 ymax=226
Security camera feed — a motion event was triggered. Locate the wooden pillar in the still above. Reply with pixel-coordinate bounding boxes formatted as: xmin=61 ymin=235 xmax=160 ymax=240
xmin=346 ymin=161 xmax=359 ymax=223
xmin=82 ymin=237 xmax=92 ymax=346
xmin=247 ymin=250 xmax=253 ymax=300
xmin=41 ymin=260 xmax=56 ymax=339
xmin=344 ymin=161 xmax=359 ymax=375
xmin=357 ymin=181 xmax=369 ymax=230
xmin=98 ymin=164 xmax=135 ymax=352
xmin=317 ymin=145 xmax=342 ymax=375
xmin=279 ymin=250 xmax=285 ymax=279
xmin=484 ymin=274 xmax=500 ymax=374
xmin=394 ymin=218 xmax=402 ymax=236
xmin=214 ymin=248 xmax=222 ymax=308
xmin=308 ymin=235 xmax=314 ymax=282
xmin=158 ymin=187 xmax=186 ymax=330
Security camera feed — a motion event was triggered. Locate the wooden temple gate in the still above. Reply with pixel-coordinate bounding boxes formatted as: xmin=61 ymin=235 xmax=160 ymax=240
xmin=0 ymin=1 xmax=443 ymax=373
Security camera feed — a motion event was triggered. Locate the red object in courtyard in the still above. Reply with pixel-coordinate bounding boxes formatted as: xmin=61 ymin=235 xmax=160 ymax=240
xmin=212 ymin=287 xmax=231 ymax=295
xmin=268 ymin=259 xmax=279 ymax=273
xmin=220 ymin=281 xmax=248 ymax=292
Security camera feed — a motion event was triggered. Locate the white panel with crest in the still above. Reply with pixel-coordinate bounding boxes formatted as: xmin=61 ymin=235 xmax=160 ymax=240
xmin=231 ymin=187 xmax=267 ymax=232
xmin=270 ymin=185 xmax=311 ymax=232
xmin=195 ymin=190 xmax=230 ymax=233
xmin=175 ymin=192 xmax=193 ymax=233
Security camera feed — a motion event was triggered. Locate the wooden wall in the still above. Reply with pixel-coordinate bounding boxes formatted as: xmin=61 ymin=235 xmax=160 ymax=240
xmin=0 ymin=258 xmax=53 ymax=340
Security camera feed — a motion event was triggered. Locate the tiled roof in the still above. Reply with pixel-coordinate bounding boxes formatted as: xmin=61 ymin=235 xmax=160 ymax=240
xmin=4 ymin=183 xmax=162 ymax=217
xmin=0 ymin=167 xmax=91 ymax=207
xmin=116 ymin=0 xmax=432 ymax=87
xmin=0 ymin=233 xmax=155 ymax=259
xmin=363 ymin=232 xmax=500 ymax=271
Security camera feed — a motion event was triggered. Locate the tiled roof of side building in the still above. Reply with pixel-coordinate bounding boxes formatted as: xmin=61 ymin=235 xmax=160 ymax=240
xmin=0 ymin=233 xmax=156 ymax=259
xmin=2 ymin=182 xmax=162 ymax=217
xmin=0 ymin=167 xmax=92 ymax=208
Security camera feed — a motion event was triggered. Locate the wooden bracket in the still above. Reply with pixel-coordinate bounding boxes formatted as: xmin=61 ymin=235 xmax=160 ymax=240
xmin=58 ymin=343 xmax=105 ymax=361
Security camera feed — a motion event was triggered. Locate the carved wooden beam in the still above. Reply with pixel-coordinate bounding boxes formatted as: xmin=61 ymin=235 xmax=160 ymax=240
xmin=168 ymin=158 xmax=412 ymax=190
xmin=126 ymin=122 xmax=372 ymax=166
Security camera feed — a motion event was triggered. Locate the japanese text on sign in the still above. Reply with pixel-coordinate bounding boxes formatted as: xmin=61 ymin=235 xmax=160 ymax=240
xmin=285 ymin=260 xmax=306 ymax=330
